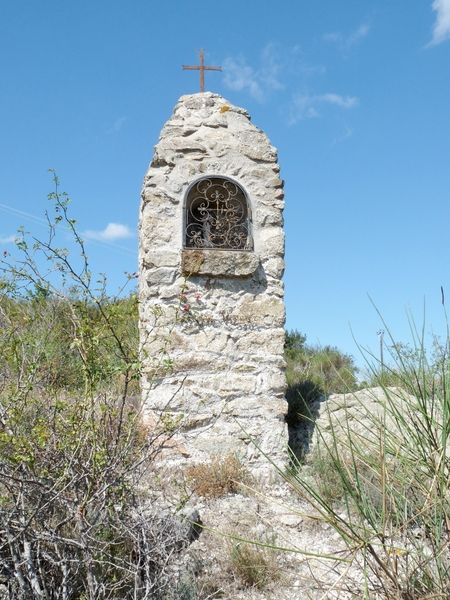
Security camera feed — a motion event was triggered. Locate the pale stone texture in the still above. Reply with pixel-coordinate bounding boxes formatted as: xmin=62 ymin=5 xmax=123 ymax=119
xmin=290 ymin=386 xmax=421 ymax=459
xmin=312 ymin=386 xmax=450 ymax=455
xmin=139 ymin=93 xmax=287 ymax=474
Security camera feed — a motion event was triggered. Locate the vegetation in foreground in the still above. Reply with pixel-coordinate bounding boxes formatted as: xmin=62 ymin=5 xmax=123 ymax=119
xmin=0 ymin=177 xmax=189 ymax=599
xmin=0 ymin=177 xmax=448 ymax=598
xmin=186 ymin=453 xmax=250 ymax=499
xmin=284 ymin=322 xmax=450 ymax=599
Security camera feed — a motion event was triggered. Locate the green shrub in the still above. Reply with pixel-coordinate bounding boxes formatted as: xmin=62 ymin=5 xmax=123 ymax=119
xmin=285 ymin=330 xmax=358 ymax=460
xmin=0 ymin=174 xmax=187 ymax=599
xmin=285 ymin=329 xmax=358 ymax=396
xmin=0 ymin=292 xmax=139 ymax=393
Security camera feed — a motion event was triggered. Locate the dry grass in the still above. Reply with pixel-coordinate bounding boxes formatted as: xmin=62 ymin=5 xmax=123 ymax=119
xmin=229 ymin=540 xmax=280 ymax=589
xmin=186 ymin=453 xmax=249 ymax=498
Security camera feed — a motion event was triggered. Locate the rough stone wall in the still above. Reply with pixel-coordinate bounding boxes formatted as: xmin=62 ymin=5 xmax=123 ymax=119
xmin=138 ymin=93 xmax=286 ymax=473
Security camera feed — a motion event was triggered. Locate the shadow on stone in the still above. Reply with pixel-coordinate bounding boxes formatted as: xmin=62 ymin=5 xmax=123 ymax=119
xmin=285 ymin=380 xmax=325 ymax=462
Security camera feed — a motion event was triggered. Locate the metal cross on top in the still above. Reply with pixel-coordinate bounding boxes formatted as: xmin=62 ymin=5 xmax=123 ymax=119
xmin=182 ymin=49 xmax=222 ymax=93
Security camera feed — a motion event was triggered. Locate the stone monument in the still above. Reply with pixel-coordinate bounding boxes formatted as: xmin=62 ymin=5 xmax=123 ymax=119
xmin=138 ymin=92 xmax=286 ymax=473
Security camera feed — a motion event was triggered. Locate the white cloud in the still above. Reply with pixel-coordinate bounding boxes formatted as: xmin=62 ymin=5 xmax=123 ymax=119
xmin=223 ymin=43 xmax=284 ymax=102
xmin=107 ymin=116 xmax=128 ymax=134
xmin=289 ymin=93 xmax=359 ymax=124
xmin=259 ymin=43 xmax=284 ymax=92
xmin=429 ymin=0 xmax=450 ymax=45
xmin=223 ymin=57 xmax=264 ymax=101
xmin=291 ymin=45 xmax=326 ymax=76
xmin=289 ymin=95 xmax=320 ymax=121
xmin=349 ymin=23 xmax=371 ymax=45
xmin=83 ymin=223 xmax=133 ymax=242
xmin=320 ymin=93 xmax=359 ymax=109
xmin=0 ymin=234 xmax=17 ymax=244
xmin=323 ymin=22 xmax=370 ymax=52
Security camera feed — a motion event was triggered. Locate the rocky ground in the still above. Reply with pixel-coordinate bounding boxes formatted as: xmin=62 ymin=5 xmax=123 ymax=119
xmin=181 ymin=485 xmax=363 ymax=600
xmin=145 ymin=385 xmax=450 ymax=599
xmin=149 ymin=388 xmax=415 ymax=599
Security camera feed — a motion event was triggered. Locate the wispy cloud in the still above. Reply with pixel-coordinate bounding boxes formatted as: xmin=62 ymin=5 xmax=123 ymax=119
xmin=83 ymin=223 xmax=133 ymax=242
xmin=223 ymin=57 xmax=263 ymax=100
xmin=0 ymin=234 xmax=17 ymax=244
xmin=107 ymin=116 xmax=128 ymax=134
xmin=331 ymin=125 xmax=354 ymax=146
xmin=289 ymin=93 xmax=359 ymax=124
xmin=259 ymin=44 xmax=284 ymax=92
xmin=319 ymin=93 xmax=359 ymax=109
xmin=291 ymin=45 xmax=326 ymax=76
xmin=323 ymin=22 xmax=371 ymax=53
xmin=429 ymin=0 xmax=450 ymax=46
xmin=223 ymin=43 xmax=284 ymax=102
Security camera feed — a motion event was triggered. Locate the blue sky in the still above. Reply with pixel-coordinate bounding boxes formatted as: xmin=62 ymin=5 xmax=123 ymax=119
xmin=1 ymin=1 xmax=450 ymax=367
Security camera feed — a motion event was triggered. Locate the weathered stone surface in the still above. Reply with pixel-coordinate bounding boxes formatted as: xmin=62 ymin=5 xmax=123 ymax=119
xmin=235 ymin=297 xmax=285 ymax=326
xmin=307 ymin=387 xmax=426 ymax=457
xmin=316 ymin=387 xmax=410 ymax=440
xmin=139 ymin=92 xmax=287 ymax=474
xmin=181 ymin=249 xmax=260 ymax=277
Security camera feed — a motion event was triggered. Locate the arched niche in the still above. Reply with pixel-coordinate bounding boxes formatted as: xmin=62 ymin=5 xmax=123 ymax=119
xmin=183 ymin=177 xmax=253 ymax=251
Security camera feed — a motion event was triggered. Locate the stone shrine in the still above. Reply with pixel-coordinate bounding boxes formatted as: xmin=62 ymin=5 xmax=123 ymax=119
xmin=138 ymin=92 xmax=286 ymax=472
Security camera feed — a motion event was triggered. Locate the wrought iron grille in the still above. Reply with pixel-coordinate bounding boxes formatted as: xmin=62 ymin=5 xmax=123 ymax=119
xmin=184 ymin=178 xmax=252 ymax=250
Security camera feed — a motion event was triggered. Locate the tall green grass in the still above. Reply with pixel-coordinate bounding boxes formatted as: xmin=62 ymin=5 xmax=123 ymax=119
xmin=285 ymin=319 xmax=450 ymax=599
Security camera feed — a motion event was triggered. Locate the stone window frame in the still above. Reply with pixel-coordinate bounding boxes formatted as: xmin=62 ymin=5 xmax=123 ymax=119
xmin=183 ymin=175 xmax=254 ymax=252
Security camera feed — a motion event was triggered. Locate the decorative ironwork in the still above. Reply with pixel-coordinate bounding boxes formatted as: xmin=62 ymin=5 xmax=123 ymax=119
xmin=185 ymin=178 xmax=252 ymax=251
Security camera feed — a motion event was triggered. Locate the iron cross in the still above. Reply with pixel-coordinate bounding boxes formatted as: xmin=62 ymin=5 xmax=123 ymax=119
xmin=182 ymin=49 xmax=222 ymax=92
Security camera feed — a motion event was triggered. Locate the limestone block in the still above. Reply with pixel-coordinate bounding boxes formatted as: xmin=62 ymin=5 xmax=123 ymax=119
xmin=194 ymin=430 xmax=243 ymax=456
xmin=142 ymin=381 xmax=186 ymax=412
xmin=235 ymin=297 xmax=285 ymax=326
xmin=262 ymin=256 xmax=285 ymax=278
xmin=181 ymin=373 xmax=257 ymax=396
xmin=145 ymin=267 xmax=177 ymax=287
xmin=235 ymin=329 xmax=285 ymax=354
xmin=142 ymin=251 xmax=179 ymax=269
xmin=180 ymin=413 xmax=216 ymax=431
xmin=255 ymin=207 xmax=283 ymax=228
xmin=180 ymin=249 xmax=259 ymax=277
xmin=168 ymin=351 xmax=229 ymax=374
xmin=265 ymin=175 xmax=284 ymax=189
xmin=258 ymin=227 xmax=285 ymax=256
xmin=239 ymin=139 xmax=277 ymax=163
xmin=259 ymin=194 xmax=284 ymax=209
xmin=141 ymin=190 xmax=177 ymax=209
xmin=226 ymin=395 xmax=285 ymax=416
xmin=140 ymin=219 xmax=175 ymax=245
xmin=256 ymin=369 xmax=287 ymax=395
xmin=170 ymin=330 xmax=233 ymax=354
xmin=233 ymin=361 xmax=259 ymax=373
